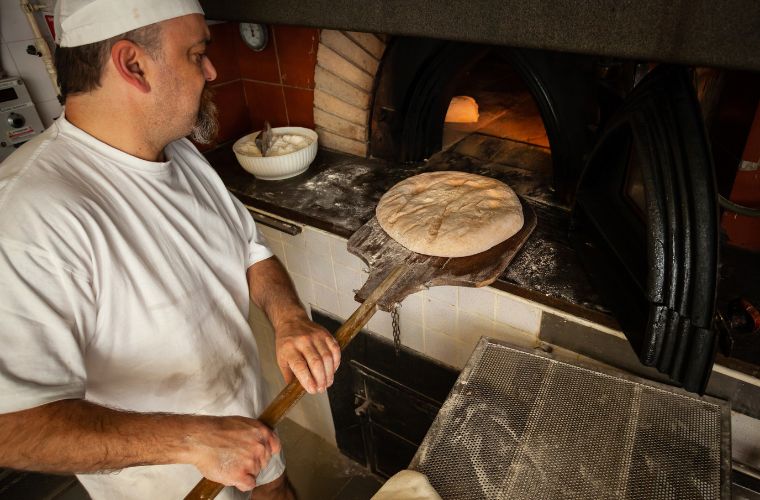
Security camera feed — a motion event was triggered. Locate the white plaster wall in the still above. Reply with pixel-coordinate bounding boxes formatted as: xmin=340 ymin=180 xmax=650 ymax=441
xmin=0 ymin=0 xmax=62 ymax=127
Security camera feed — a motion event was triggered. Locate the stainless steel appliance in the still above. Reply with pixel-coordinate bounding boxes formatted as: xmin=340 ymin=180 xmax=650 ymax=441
xmin=411 ymin=338 xmax=731 ymax=499
xmin=0 ymin=78 xmax=45 ymax=162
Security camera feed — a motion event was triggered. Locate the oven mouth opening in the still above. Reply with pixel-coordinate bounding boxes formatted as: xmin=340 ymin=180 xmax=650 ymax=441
xmin=441 ymin=52 xmax=550 ymax=154
xmin=368 ymin=38 xmax=599 ymax=205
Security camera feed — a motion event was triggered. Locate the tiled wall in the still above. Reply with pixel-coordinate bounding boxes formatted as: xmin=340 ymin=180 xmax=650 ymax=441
xmin=203 ymin=22 xmax=318 ymax=150
xmin=256 ymin=218 xmax=544 ymax=371
xmin=248 ymin=296 xmax=337 ymax=446
xmin=0 ymin=13 xmax=324 ymax=151
xmin=0 ymin=0 xmax=62 ymax=127
xmin=251 ymin=211 xmax=760 ymax=461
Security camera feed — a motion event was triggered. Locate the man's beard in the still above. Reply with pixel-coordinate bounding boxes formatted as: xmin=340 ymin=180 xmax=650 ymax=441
xmin=190 ymin=86 xmax=219 ymax=144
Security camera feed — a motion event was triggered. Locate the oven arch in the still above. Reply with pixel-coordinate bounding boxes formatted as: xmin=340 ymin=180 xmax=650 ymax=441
xmin=368 ymin=37 xmax=600 ymax=203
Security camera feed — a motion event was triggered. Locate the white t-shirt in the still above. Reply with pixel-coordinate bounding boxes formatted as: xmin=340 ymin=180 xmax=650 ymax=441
xmin=0 ymin=116 xmax=284 ymax=499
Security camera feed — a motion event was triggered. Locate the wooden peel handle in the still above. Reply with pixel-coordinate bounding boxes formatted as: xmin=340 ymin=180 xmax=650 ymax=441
xmin=184 ymin=265 xmax=407 ymax=500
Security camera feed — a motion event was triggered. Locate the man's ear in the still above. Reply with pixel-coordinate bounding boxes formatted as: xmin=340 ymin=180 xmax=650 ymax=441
xmin=110 ymin=40 xmax=152 ymax=93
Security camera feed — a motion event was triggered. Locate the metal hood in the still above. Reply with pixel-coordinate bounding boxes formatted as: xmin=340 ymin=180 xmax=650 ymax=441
xmin=200 ymin=0 xmax=760 ymax=72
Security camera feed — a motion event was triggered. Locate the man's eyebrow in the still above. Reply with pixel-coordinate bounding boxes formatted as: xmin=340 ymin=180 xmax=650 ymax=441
xmin=191 ymin=37 xmax=211 ymax=48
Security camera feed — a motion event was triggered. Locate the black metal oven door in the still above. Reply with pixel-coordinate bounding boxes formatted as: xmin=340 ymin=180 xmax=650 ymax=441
xmin=571 ymin=65 xmax=719 ymax=394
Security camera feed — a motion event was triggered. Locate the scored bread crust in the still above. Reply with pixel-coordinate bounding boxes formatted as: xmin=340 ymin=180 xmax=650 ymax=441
xmin=376 ymin=171 xmax=524 ymax=257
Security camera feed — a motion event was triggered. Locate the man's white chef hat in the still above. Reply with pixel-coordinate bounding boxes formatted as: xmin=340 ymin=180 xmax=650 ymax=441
xmin=54 ymin=0 xmax=204 ymax=47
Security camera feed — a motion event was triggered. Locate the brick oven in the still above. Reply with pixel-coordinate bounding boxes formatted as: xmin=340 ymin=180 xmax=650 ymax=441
xmin=195 ymin=0 xmax=760 ymax=492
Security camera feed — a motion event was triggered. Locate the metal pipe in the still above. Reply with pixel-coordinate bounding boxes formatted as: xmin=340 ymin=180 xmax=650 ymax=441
xmin=20 ymin=0 xmax=60 ymax=98
xmin=719 ymin=194 xmax=760 ymax=218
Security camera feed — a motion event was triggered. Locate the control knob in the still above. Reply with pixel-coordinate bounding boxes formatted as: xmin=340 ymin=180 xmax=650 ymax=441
xmin=7 ymin=112 xmax=26 ymax=129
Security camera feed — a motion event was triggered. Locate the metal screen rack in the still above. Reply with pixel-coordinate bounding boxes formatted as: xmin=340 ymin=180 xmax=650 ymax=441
xmin=410 ymin=338 xmax=731 ymax=499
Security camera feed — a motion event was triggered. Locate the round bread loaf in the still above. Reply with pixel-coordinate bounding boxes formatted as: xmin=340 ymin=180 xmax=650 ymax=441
xmin=376 ymin=171 xmax=523 ymax=257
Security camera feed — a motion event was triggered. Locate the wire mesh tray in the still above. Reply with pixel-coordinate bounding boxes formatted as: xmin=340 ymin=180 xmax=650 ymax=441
xmin=410 ymin=338 xmax=731 ymax=499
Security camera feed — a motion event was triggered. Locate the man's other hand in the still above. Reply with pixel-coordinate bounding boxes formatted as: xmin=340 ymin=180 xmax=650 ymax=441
xmin=188 ymin=415 xmax=281 ymax=492
xmin=0 ymin=400 xmax=280 ymax=493
xmin=274 ymin=315 xmax=341 ymax=394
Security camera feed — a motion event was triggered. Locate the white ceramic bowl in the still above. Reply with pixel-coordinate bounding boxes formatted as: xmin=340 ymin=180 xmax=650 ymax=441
xmin=233 ymin=127 xmax=318 ymax=180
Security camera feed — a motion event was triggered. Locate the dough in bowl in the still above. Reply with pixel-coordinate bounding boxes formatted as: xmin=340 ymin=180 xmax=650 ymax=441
xmin=376 ymin=171 xmax=523 ymax=257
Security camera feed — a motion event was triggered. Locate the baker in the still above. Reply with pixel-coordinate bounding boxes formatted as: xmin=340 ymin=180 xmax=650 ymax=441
xmin=0 ymin=1 xmax=340 ymax=498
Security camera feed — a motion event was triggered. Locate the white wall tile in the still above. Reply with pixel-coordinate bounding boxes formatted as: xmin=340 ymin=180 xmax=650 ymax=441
xmin=334 ymin=263 xmax=363 ymax=294
xmin=398 ymin=290 xmax=424 ymax=325
xmin=458 ymin=286 xmax=495 ymax=319
xmin=283 ymin=242 xmax=310 ymax=277
xmin=0 ymin=3 xmax=59 ymax=134
xmin=313 ymin=282 xmax=339 ymax=315
xmin=34 ymin=97 xmax=61 ymax=127
xmin=495 ymin=293 xmax=542 ymax=334
xmin=0 ymin=0 xmax=36 ymax=43
xmin=257 ymin=224 xmax=282 ymax=244
xmin=426 ymin=285 xmax=458 ymax=306
xmin=455 ymin=310 xmax=494 ymax=346
xmin=304 ymin=227 xmax=332 ymax=257
xmin=330 ymin=237 xmax=364 ymax=271
xmin=399 ymin=319 xmax=424 ymax=353
xmin=289 ymin=272 xmax=314 ymax=306
xmin=367 ymin=309 xmax=393 ymax=339
xmin=460 ymin=339 xmax=480 ymax=365
xmin=491 ymin=321 xmax=537 ymax=348
xmin=424 ymin=330 xmax=467 ymax=370
xmin=424 ymin=297 xmax=457 ymax=334
xmin=337 ymin=293 xmax=359 ymax=320
xmin=308 ymin=251 xmax=336 ymax=289
xmin=282 ymin=229 xmax=306 ymax=248
xmin=268 ymin=239 xmax=287 ymax=266
xmin=287 ymin=389 xmax=336 ymax=446
xmin=7 ymin=39 xmax=58 ymax=103
xmin=249 ymin=303 xmax=336 ymax=444
xmin=1 ymin=41 xmax=18 ymax=76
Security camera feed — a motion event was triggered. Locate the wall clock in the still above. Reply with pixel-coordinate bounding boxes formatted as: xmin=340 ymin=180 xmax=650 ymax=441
xmin=239 ymin=23 xmax=269 ymax=51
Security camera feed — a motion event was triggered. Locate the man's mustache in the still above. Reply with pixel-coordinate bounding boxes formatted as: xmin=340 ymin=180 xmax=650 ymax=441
xmin=191 ymin=86 xmax=219 ymax=144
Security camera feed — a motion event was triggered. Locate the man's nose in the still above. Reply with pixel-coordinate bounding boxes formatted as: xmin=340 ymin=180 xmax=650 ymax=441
xmin=203 ymin=56 xmax=217 ymax=82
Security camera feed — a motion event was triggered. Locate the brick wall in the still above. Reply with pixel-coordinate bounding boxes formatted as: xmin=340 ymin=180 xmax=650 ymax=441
xmin=313 ymin=30 xmax=387 ymax=157
xmin=203 ymin=22 xmax=319 ymax=150
xmin=204 ymin=23 xmax=389 ymax=158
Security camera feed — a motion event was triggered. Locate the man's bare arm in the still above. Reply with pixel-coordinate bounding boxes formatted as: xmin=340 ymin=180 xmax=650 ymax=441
xmin=0 ymin=399 xmax=279 ymax=492
xmin=247 ymin=256 xmax=340 ymax=394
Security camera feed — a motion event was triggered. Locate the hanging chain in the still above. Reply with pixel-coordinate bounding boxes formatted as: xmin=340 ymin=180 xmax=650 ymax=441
xmin=391 ymin=303 xmax=402 ymax=355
